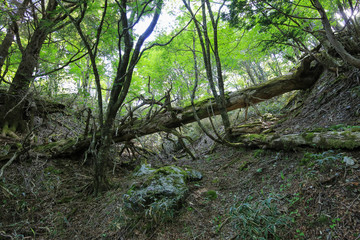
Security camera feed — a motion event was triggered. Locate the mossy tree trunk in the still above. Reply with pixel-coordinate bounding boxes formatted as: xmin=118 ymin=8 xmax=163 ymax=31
xmin=1 ymin=0 xmax=72 ymax=136
xmin=2 ymin=23 xmax=51 ymax=136
xmin=235 ymin=131 xmax=360 ymax=150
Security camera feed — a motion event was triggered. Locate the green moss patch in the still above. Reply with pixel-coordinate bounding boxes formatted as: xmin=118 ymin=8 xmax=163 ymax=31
xmin=123 ymin=164 xmax=202 ymax=226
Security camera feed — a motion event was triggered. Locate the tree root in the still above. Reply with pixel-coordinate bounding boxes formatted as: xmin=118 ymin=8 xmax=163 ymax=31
xmin=0 ymin=151 xmax=19 ymax=178
xmin=1 ymin=122 xmax=20 ymax=140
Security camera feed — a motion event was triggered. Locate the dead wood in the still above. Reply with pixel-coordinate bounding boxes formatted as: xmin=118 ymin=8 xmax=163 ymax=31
xmin=236 ymin=131 xmax=360 ymax=150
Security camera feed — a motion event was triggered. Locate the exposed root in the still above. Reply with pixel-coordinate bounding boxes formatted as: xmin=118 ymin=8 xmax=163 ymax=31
xmin=0 ymin=151 xmax=19 ymax=178
xmin=1 ymin=122 xmax=21 ymax=140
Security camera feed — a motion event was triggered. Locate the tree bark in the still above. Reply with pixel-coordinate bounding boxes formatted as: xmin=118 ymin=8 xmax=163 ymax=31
xmin=235 ymin=131 xmax=360 ymax=150
xmin=182 ymin=0 xmax=231 ymax=139
xmin=61 ymin=0 xmax=164 ymax=194
xmin=0 ymin=28 xmax=15 ymax=74
xmin=1 ymin=0 xmax=59 ymax=135
xmin=312 ymin=0 xmax=360 ymax=69
xmin=1 ymin=27 xmax=50 ymax=135
xmin=0 ymin=0 xmax=30 ymax=74
xmin=243 ymin=61 xmax=257 ymax=85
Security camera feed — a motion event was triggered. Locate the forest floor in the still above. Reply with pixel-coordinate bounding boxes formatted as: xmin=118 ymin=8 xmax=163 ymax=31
xmin=1 ymin=137 xmax=359 ymax=240
xmin=1 ymin=69 xmax=360 ymax=239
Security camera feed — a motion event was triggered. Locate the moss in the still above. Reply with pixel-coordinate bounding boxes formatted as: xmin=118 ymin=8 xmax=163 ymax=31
xmin=340 ymin=131 xmax=357 ymax=142
xmin=181 ymin=97 xmax=215 ymax=112
xmin=349 ymin=126 xmax=360 ymax=132
xmin=238 ymin=161 xmax=249 ymax=171
xmin=247 ymin=134 xmax=268 ymax=142
xmin=327 ymin=138 xmax=357 ymax=149
xmin=317 ymin=215 xmax=330 ymax=224
xmin=44 ymin=166 xmax=62 ymax=174
xmin=33 ymin=138 xmax=78 ymax=153
xmin=154 ymin=165 xmax=186 ymax=175
xmin=205 ymin=190 xmax=218 ymax=200
xmin=302 ymin=132 xmax=315 ymax=143
xmin=124 ymin=164 xmax=202 ymax=228
xmin=328 ymin=124 xmax=347 ymax=131
xmin=317 ymin=136 xmax=328 ymax=149
xmin=233 ymin=122 xmax=262 ymax=129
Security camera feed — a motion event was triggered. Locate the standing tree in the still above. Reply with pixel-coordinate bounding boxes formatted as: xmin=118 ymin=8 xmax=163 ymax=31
xmin=182 ymin=0 xmax=232 ymax=139
xmin=1 ymin=0 xmax=80 ymax=137
xmin=60 ymin=0 xmax=164 ymax=194
xmin=0 ymin=0 xmax=30 ymax=75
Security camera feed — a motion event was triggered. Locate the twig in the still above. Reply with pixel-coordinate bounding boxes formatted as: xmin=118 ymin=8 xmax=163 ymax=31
xmin=217 ymin=216 xmax=231 ymax=232
xmin=3 ymin=90 xmax=31 ymax=120
xmin=0 ymin=151 xmax=19 ymax=178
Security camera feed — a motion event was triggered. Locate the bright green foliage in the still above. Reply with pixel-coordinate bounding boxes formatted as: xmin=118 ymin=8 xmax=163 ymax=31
xmin=0 ymin=0 xmax=303 ymax=115
xmin=225 ymin=0 xmax=319 ymax=48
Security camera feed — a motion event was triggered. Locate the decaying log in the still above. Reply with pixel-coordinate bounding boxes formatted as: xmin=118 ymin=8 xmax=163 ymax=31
xmin=112 ymin=57 xmax=323 ymax=142
xmin=237 ymin=131 xmax=360 ymax=150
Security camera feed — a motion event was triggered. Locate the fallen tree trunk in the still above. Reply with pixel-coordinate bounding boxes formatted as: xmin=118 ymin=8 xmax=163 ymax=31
xmin=36 ymin=58 xmax=325 ymax=156
xmin=236 ymin=131 xmax=360 ymax=150
xmin=113 ymin=57 xmax=323 ymax=141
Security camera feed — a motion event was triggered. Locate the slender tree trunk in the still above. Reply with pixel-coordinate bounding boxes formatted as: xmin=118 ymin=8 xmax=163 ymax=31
xmin=0 ymin=28 xmax=15 ymax=74
xmin=204 ymin=0 xmax=231 ymax=138
xmin=272 ymin=53 xmax=283 ymax=76
xmin=89 ymin=0 xmax=163 ymax=194
xmin=94 ymin=122 xmax=112 ymax=195
xmin=0 ymin=0 xmax=30 ymax=74
xmin=183 ymin=0 xmax=231 ymax=138
xmin=244 ymin=61 xmax=257 ymax=85
xmin=252 ymin=62 xmax=267 ymax=83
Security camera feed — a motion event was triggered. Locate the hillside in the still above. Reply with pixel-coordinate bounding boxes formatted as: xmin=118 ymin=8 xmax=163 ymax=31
xmin=1 ymin=66 xmax=359 ymax=239
xmin=1 ymin=1 xmax=360 ymax=239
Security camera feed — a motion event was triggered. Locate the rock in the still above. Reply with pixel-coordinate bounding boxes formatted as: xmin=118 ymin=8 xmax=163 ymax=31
xmin=343 ymin=156 xmax=355 ymax=166
xmin=123 ymin=164 xmax=202 ymax=222
xmin=186 ymin=168 xmax=203 ymax=181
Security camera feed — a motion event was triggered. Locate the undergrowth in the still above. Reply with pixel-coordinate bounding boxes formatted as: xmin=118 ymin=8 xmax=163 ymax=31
xmin=229 ymin=195 xmax=292 ymax=239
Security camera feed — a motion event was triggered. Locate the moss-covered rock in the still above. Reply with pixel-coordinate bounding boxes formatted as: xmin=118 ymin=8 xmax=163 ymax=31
xmin=123 ymin=164 xmax=202 ymax=223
